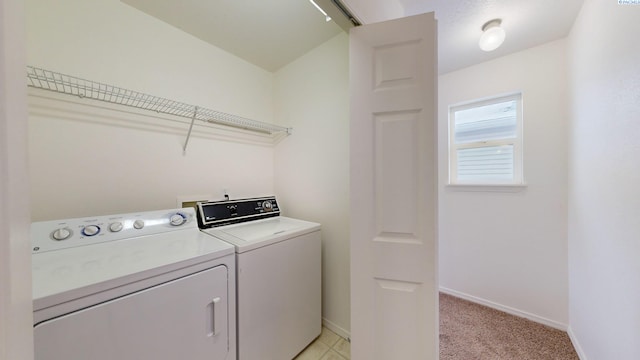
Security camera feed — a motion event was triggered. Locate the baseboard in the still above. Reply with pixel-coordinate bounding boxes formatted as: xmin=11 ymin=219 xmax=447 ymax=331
xmin=439 ymin=287 xmax=568 ymax=331
xmin=322 ymin=318 xmax=351 ymax=341
xmin=567 ymin=326 xmax=587 ymax=360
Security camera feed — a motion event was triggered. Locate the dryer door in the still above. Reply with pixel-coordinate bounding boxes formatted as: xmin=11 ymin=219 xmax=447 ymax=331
xmin=34 ymin=265 xmax=229 ymax=360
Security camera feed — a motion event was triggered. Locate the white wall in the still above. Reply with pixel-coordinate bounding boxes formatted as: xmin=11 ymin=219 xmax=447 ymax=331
xmin=567 ymin=1 xmax=640 ymax=358
xmin=274 ymin=33 xmax=351 ymax=337
xmin=26 ymin=0 xmax=353 ymax=343
xmin=26 ymin=0 xmax=277 ymax=220
xmin=438 ymin=39 xmax=570 ymax=328
xmin=0 ymin=0 xmax=33 ymax=359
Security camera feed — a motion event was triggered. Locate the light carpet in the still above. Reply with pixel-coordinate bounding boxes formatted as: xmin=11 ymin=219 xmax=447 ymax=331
xmin=440 ymin=293 xmax=579 ymax=360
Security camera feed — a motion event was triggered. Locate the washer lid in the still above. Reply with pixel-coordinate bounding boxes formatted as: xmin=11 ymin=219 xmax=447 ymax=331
xmin=32 ymin=229 xmax=234 ymax=311
xmin=203 ymin=216 xmax=320 ymax=253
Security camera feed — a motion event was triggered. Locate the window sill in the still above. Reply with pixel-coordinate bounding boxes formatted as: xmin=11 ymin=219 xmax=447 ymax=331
xmin=445 ymin=183 xmax=528 ymax=193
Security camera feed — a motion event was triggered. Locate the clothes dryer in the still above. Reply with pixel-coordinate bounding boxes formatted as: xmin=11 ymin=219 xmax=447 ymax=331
xmin=31 ymin=207 xmax=236 ymax=360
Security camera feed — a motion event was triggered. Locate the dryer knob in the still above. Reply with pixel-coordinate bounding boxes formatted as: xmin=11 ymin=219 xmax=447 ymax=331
xmin=133 ymin=220 xmax=145 ymax=230
xmin=52 ymin=228 xmax=71 ymax=241
xmin=170 ymin=213 xmax=187 ymax=226
xmin=109 ymin=222 xmax=124 ymax=232
xmin=82 ymin=225 xmax=100 ymax=237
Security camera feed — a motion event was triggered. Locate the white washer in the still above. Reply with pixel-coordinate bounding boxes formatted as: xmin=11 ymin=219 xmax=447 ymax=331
xmin=31 ymin=207 xmax=236 ymax=360
xmin=198 ymin=197 xmax=321 ymax=360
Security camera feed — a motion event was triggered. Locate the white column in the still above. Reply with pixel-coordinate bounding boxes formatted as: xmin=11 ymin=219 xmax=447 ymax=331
xmin=0 ymin=0 xmax=33 ymax=359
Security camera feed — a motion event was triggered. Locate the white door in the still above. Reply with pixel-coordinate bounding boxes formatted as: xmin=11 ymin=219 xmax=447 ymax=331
xmin=350 ymin=12 xmax=438 ymax=360
xmin=34 ymin=266 xmax=230 ymax=360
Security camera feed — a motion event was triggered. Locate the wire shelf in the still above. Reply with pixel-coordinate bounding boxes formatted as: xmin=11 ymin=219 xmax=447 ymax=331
xmin=26 ymin=66 xmax=291 ymax=150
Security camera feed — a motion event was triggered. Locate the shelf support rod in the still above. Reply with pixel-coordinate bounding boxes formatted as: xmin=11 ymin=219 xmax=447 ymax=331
xmin=183 ymin=106 xmax=198 ymax=154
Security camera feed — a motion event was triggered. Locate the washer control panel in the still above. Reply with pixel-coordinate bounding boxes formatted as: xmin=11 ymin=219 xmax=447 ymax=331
xmin=197 ymin=196 xmax=280 ymax=228
xmin=31 ymin=208 xmax=196 ymax=254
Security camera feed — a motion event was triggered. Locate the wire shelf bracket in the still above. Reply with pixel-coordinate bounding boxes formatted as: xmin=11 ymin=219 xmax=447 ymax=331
xmin=26 ymin=66 xmax=292 ymax=151
xmin=183 ymin=106 xmax=198 ymax=155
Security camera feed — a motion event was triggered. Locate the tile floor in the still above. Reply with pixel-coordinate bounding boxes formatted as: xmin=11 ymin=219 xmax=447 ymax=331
xmin=294 ymin=327 xmax=350 ymax=360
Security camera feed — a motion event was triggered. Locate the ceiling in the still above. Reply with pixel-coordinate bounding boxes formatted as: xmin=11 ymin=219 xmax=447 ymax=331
xmin=122 ymin=0 xmax=343 ymax=72
xmin=122 ymin=0 xmax=584 ymax=74
xmin=396 ymin=0 xmax=585 ymax=74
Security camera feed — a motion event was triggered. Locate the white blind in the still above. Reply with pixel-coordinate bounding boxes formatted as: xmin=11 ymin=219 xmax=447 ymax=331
xmin=456 ymin=145 xmax=514 ymax=182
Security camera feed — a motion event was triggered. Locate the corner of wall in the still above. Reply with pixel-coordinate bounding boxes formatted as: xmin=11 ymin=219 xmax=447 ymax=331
xmin=567 ymin=326 xmax=588 ymax=360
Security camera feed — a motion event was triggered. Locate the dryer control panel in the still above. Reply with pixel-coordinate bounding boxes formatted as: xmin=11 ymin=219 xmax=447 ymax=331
xmin=31 ymin=208 xmax=196 ymax=253
xmin=197 ymin=196 xmax=280 ymax=228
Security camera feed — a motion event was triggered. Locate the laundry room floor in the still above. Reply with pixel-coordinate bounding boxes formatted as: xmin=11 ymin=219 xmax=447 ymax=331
xmin=294 ymin=327 xmax=350 ymax=360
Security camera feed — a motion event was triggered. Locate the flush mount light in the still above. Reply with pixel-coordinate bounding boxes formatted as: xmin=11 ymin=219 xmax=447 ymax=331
xmin=309 ymin=0 xmax=332 ymax=22
xmin=479 ymin=19 xmax=506 ymax=52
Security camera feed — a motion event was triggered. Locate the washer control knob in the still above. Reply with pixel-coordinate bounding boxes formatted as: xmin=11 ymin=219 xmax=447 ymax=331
xmin=109 ymin=222 xmax=124 ymax=232
xmin=52 ymin=228 xmax=71 ymax=241
xmin=169 ymin=213 xmax=187 ymax=226
xmin=82 ymin=225 xmax=100 ymax=237
xmin=133 ymin=220 xmax=145 ymax=230
xmin=262 ymin=200 xmax=273 ymax=211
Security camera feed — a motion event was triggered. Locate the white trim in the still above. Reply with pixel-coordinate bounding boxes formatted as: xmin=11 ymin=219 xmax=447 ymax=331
xmin=440 ymin=287 xmax=567 ymax=331
xmin=445 ymin=184 xmax=528 ymax=193
xmin=322 ymin=318 xmax=351 ymax=342
xmin=567 ymin=326 xmax=588 ymax=360
xmin=448 ymin=90 xmax=524 ymax=109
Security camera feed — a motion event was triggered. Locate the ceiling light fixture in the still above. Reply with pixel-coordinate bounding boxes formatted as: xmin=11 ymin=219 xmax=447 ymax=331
xmin=309 ymin=0 xmax=332 ymax=22
xmin=479 ymin=19 xmax=506 ymax=52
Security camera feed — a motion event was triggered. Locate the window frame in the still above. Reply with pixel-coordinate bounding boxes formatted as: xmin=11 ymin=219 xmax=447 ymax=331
xmin=448 ymin=93 xmax=524 ymax=186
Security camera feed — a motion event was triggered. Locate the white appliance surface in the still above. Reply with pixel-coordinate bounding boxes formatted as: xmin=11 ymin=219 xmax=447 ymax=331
xmin=31 ymin=207 xmax=236 ymax=360
xmin=32 ymin=208 xmax=234 ymax=310
xmin=34 ymin=265 xmax=230 ymax=360
xmin=33 ymin=229 xmax=232 ymax=310
xmin=202 ymin=216 xmax=321 ymax=253
xmin=200 ymin=208 xmax=321 ymax=360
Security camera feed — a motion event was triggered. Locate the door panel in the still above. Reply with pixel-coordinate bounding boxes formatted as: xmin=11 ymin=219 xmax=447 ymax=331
xmin=374 ymin=278 xmax=427 ymax=359
xmin=34 ymin=266 xmax=229 ymax=360
xmin=350 ymin=13 xmax=438 ymax=360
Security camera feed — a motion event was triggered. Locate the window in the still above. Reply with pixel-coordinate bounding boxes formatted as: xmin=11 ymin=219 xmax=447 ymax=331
xmin=449 ymin=93 xmax=523 ymax=185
